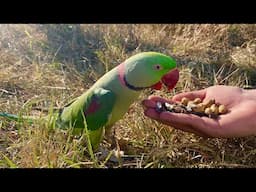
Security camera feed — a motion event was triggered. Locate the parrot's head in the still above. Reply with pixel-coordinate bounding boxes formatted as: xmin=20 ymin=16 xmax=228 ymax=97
xmin=118 ymin=52 xmax=179 ymax=91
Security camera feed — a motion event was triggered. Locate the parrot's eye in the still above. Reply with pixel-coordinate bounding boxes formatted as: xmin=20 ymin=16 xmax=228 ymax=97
xmin=153 ymin=64 xmax=162 ymax=70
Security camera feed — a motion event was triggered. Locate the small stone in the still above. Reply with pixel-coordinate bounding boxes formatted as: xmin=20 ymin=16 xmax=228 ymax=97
xmin=193 ymin=98 xmax=202 ymax=104
xmin=156 ymin=102 xmax=164 ymax=112
xmin=204 ymin=107 xmax=213 ymax=115
xmin=164 ymin=102 xmax=175 ymax=111
xmin=187 ymin=101 xmax=196 ymax=107
xmin=173 ymin=106 xmax=187 ymax=113
xmin=192 ymin=103 xmax=205 ymax=113
xmin=181 ymin=97 xmax=189 ymax=106
xmin=203 ymin=99 xmax=215 ymax=108
xmin=210 ymin=104 xmax=219 ymax=115
xmin=218 ymin=104 xmax=227 ymax=114
xmin=186 ymin=105 xmax=193 ymax=112
xmin=154 ymin=98 xmax=227 ymax=119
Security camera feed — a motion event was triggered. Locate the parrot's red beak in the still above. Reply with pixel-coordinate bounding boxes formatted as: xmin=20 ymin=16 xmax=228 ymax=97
xmin=151 ymin=68 xmax=179 ymax=90
xmin=162 ymin=68 xmax=179 ymax=90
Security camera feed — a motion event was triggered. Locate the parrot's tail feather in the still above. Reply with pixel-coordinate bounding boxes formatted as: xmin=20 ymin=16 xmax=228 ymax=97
xmin=0 ymin=112 xmax=36 ymax=124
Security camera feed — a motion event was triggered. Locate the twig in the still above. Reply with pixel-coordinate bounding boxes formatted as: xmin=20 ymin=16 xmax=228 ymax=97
xmin=0 ymin=88 xmax=16 ymax=95
xmin=217 ymin=163 xmax=252 ymax=168
xmin=42 ymin=86 xmax=70 ymax=90
xmin=220 ymin=68 xmax=239 ymax=84
xmin=32 ymin=106 xmax=61 ymax=112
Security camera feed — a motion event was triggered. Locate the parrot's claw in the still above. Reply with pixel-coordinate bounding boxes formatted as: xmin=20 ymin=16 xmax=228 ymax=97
xmin=96 ymin=146 xmax=124 ymax=163
xmin=113 ymin=149 xmax=125 ymax=158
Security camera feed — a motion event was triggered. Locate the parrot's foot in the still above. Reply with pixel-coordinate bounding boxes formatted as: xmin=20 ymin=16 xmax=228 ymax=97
xmin=96 ymin=146 xmax=125 ymax=163
xmin=103 ymin=133 xmax=120 ymax=155
xmin=113 ymin=149 xmax=125 ymax=159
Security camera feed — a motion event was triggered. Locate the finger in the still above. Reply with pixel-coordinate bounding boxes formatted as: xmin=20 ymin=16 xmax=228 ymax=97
xmin=141 ymin=99 xmax=156 ymax=108
xmin=147 ymin=95 xmax=172 ymax=103
xmin=159 ymin=111 xmax=221 ymax=137
xmin=144 ymin=100 xmax=222 ymax=137
xmin=144 ymin=108 xmax=216 ymax=137
xmin=148 ymin=114 xmax=212 ymax=138
xmin=147 ymin=95 xmax=177 ymax=106
xmin=169 ymin=123 xmax=210 ymax=138
xmin=142 ymin=96 xmax=176 ymax=108
xmin=158 ymin=116 xmax=203 ymax=136
xmin=144 ymin=108 xmax=160 ymax=119
xmin=172 ymin=89 xmax=206 ymax=102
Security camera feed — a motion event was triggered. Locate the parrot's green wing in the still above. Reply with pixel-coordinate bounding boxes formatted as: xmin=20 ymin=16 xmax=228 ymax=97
xmin=60 ymin=88 xmax=116 ymax=131
xmin=60 ymin=88 xmax=116 ymax=150
xmin=84 ymin=88 xmax=116 ymax=131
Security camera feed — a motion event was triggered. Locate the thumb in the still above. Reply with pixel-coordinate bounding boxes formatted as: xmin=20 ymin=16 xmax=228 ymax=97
xmin=172 ymin=89 xmax=206 ymax=101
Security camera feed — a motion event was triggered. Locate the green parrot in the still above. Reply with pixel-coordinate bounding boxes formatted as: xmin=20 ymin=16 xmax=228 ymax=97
xmin=0 ymin=52 xmax=179 ymax=150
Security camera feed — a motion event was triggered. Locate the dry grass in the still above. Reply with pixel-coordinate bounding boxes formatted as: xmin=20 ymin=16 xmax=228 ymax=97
xmin=0 ymin=24 xmax=256 ymax=168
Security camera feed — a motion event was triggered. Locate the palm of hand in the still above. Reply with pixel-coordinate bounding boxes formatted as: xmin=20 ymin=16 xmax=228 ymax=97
xmin=143 ymin=85 xmax=256 ymax=138
xmin=202 ymin=86 xmax=256 ymax=137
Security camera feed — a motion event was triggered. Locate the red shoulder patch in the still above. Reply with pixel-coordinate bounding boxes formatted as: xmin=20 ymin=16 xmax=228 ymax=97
xmin=84 ymin=99 xmax=100 ymax=115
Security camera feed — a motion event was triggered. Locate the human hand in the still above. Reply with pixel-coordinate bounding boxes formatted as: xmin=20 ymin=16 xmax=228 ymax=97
xmin=142 ymin=85 xmax=256 ymax=138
